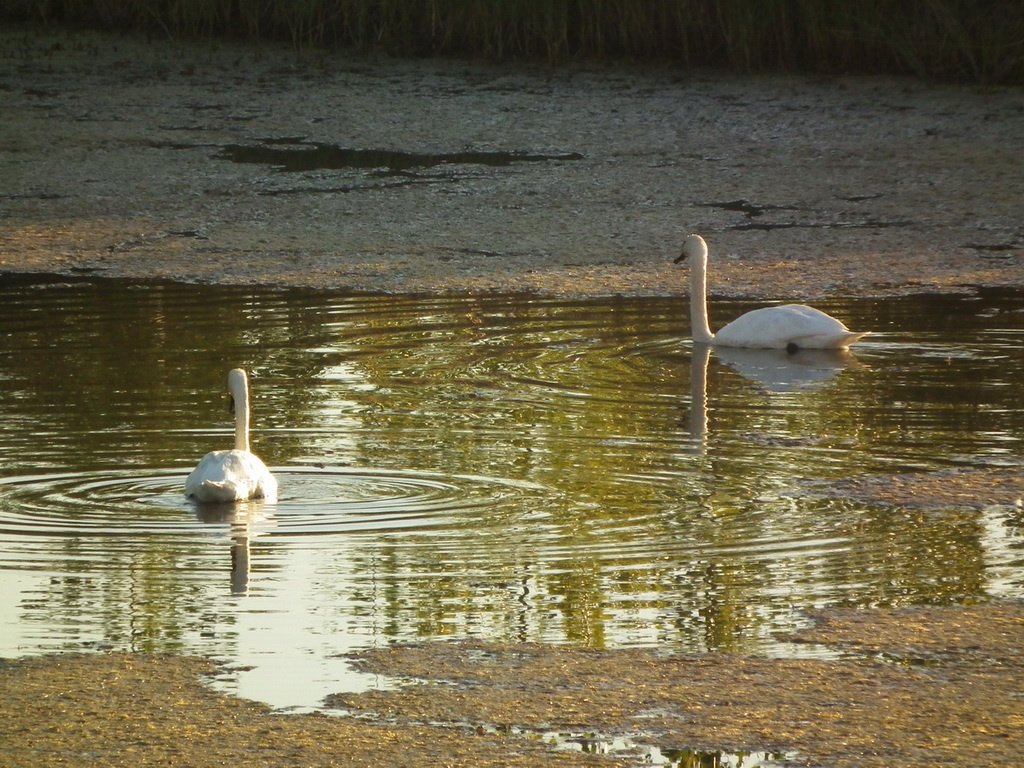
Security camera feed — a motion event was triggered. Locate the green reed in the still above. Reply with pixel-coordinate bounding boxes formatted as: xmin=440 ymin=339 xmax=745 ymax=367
xmin=9 ymin=0 xmax=1024 ymax=83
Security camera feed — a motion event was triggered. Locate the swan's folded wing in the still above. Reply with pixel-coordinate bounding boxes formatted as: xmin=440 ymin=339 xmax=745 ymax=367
xmin=716 ymin=305 xmax=865 ymax=349
xmin=186 ymin=449 xmax=276 ymax=502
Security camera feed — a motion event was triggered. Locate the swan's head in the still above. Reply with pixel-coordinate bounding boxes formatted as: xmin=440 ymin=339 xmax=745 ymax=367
xmin=674 ymin=234 xmax=708 ymax=264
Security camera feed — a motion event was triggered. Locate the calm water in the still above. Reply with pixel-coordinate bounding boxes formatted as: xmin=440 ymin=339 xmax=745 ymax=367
xmin=0 ymin=276 xmax=1021 ymax=711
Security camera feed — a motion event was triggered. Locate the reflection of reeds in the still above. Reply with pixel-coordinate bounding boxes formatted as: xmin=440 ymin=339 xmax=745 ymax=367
xmin=11 ymin=0 xmax=1024 ymax=83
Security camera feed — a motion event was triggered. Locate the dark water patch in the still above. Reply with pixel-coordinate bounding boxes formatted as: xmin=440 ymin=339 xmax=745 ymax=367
xmin=697 ymin=198 xmax=799 ymax=218
xmin=22 ymin=88 xmax=60 ymax=98
xmin=149 ymin=139 xmax=221 ymax=150
xmin=963 ymin=241 xmax=1020 ymax=254
xmin=697 ymin=198 xmax=913 ymax=230
xmin=215 ymin=139 xmax=584 ymax=174
xmin=836 ymin=193 xmax=885 ymax=202
xmin=166 ymin=228 xmax=209 ymax=239
xmin=1 ymin=192 xmax=63 ymax=200
xmin=258 ymin=177 xmax=442 ymax=196
xmin=730 ymin=219 xmax=913 ymax=231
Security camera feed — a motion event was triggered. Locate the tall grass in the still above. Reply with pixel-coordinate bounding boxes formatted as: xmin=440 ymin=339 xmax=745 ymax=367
xmin=7 ymin=0 xmax=1024 ymax=83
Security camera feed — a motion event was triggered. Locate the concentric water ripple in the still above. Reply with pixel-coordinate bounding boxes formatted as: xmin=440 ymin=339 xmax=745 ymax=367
xmin=2 ymin=278 xmax=1023 ymax=711
xmin=0 ymin=466 xmax=552 ymax=538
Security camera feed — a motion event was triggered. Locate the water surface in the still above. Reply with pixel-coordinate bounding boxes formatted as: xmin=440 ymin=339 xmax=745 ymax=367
xmin=0 ymin=276 xmax=1021 ymax=711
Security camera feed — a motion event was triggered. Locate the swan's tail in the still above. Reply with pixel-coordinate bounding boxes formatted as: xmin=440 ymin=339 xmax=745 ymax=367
xmin=187 ymin=480 xmax=244 ymax=504
xmin=792 ymin=330 xmax=871 ymax=349
xmin=836 ymin=331 xmax=871 ymax=348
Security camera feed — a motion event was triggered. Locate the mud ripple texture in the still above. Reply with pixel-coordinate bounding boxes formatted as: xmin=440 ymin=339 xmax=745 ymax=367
xmin=334 ymin=603 xmax=1024 ymax=768
xmin=2 ymin=604 xmax=1021 ymax=767
xmin=2 ymin=27 xmax=1023 ymax=297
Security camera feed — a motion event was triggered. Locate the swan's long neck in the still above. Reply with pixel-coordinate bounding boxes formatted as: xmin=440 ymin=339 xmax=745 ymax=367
xmin=229 ymin=369 xmax=251 ymax=452
xmin=689 ymin=244 xmax=716 ymax=344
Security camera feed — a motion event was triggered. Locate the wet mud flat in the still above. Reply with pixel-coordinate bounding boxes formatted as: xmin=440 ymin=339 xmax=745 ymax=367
xmin=1 ymin=602 xmax=1021 ymax=768
xmin=0 ymin=652 xmax=611 ymax=768
xmin=334 ymin=602 xmax=1024 ymax=768
xmin=2 ymin=27 xmax=1023 ymax=298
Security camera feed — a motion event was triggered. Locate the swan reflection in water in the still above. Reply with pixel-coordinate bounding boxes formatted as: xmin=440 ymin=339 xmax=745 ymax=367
xmin=686 ymin=342 xmax=865 ymax=444
xmin=193 ymin=499 xmax=276 ymax=595
xmin=714 ymin=345 xmax=865 ymax=393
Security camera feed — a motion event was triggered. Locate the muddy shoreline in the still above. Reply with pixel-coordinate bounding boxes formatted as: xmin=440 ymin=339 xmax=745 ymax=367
xmin=2 ymin=601 xmax=1021 ymax=768
xmin=2 ymin=26 xmax=1023 ymax=298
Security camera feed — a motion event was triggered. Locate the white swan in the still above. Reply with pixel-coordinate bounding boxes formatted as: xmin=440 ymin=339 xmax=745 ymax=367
xmin=675 ymin=234 xmax=869 ymax=350
xmin=185 ymin=368 xmax=277 ymax=503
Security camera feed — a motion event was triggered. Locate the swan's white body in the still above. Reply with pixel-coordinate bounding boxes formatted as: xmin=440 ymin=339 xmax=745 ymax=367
xmin=675 ymin=234 xmax=868 ymax=350
xmin=185 ymin=369 xmax=277 ymax=503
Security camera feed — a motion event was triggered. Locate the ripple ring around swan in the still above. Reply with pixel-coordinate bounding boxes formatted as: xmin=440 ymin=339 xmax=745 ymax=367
xmin=0 ymin=467 xmax=552 ymax=537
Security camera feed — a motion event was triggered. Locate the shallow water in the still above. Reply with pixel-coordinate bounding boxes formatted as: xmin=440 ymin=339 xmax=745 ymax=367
xmin=0 ymin=276 xmax=1021 ymax=711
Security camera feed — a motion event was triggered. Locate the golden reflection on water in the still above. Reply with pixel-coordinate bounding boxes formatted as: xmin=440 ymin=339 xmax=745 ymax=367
xmin=0 ymin=276 xmax=1021 ymax=706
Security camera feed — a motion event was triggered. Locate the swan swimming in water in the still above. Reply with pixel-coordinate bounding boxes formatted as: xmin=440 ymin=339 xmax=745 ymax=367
xmin=185 ymin=368 xmax=277 ymax=503
xmin=675 ymin=234 xmax=869 ymax=350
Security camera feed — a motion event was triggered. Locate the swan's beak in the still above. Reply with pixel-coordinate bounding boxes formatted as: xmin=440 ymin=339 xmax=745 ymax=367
xmin=228 ymin=395 xmax=236 ymax=415
xmin=673 ymin=251 xmax=688 ymax=264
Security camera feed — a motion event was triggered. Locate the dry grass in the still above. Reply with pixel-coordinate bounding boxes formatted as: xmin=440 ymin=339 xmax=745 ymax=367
xmin=7 ymin=0 xmax=1024 ymax=82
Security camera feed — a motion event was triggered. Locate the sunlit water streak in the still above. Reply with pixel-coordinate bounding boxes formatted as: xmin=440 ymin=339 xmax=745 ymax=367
xmin=0 ymin=276 xmax=1021 ymax=712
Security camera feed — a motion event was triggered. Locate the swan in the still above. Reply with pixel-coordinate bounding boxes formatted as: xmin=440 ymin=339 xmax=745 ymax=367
xmin=185 ymin=368 xmax=277 ymax=503
xmin=675 ymin=234 xmax=869 ymax=350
